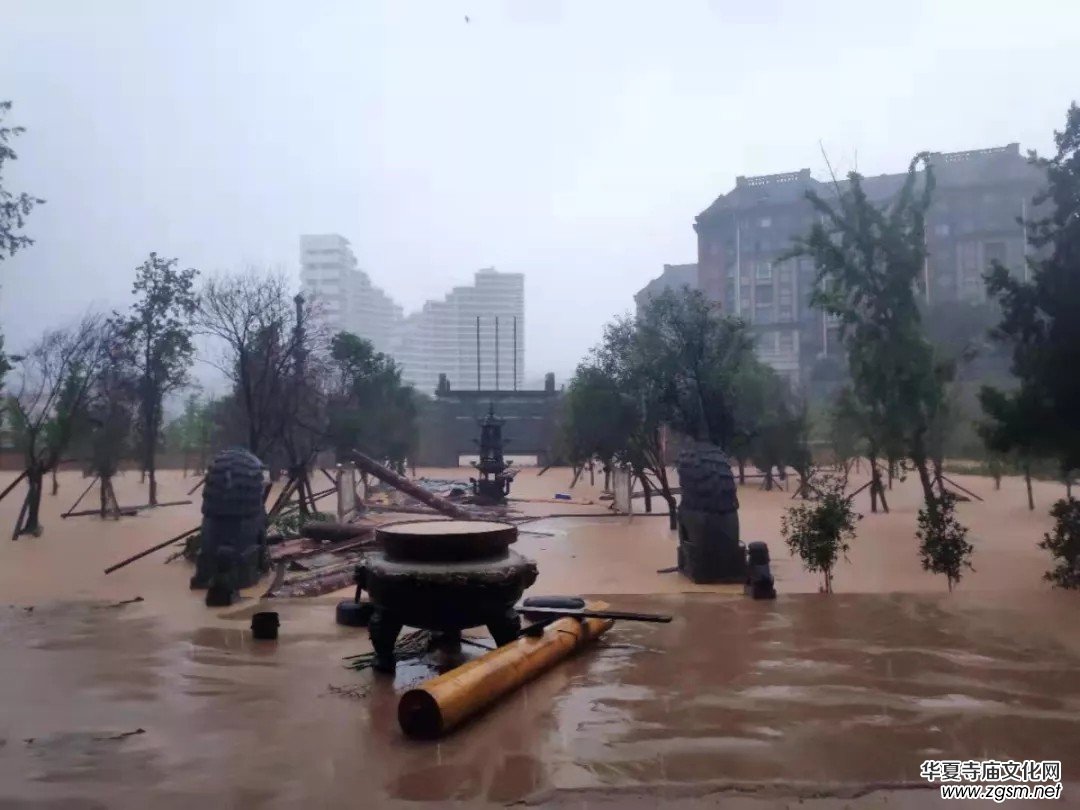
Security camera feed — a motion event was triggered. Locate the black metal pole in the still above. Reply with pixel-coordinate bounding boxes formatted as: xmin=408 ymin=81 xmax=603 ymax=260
xmin=476 ymin=315 xmax=481 ymax=390
xmin=495 ymin=316 xmax=500 ymax=391
xmin=513 ymin=316 xmax=517 ymax=391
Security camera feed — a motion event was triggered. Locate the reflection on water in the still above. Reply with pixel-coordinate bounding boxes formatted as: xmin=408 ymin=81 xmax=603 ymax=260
xmin=3 ymin=592 xmax=1080 ymax=808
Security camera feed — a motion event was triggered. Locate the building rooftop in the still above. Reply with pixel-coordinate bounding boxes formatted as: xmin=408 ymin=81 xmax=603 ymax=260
xmin=696 ymin=143 xmax=1041 ymax=225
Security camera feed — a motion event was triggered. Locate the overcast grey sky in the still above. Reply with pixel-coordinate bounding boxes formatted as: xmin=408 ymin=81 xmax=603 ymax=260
xmin=2 ymin=0 xmax=1077 ymax=384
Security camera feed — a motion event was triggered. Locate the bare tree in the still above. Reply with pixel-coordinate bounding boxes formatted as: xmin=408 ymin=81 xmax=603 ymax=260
xmin=195 ymin=272 xmax=327 ymax=480
xmin=6 ymin=315 xmax=107 ymax=538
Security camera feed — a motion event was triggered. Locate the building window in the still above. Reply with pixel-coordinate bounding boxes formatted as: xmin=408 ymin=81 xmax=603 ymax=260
xmin=755 ymin=284 xmax=774 ymax=305
xmin=779 ymin=304 xmax=793 ymax=321
xmin=755 ymin=305 xmax=775 ymax=324
xmin=778 ymin=283 xmax=793 ymax=305
xmin=778 ymin=331 xmax=795 ymax=353
xmin=755 ymin=262 xmax=773 ymax=281
xmin=934 ymin=223 xmax=951 ymax=237
xmin=759 ymin=216 xmax=772 ymax=228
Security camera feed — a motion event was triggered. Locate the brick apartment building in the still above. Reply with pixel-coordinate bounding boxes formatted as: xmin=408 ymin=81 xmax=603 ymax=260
xmin=692 ymin=143 xmax=1044 ymax=387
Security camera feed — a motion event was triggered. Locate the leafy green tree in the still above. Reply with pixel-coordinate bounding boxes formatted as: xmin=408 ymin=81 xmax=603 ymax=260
xmin=1 ymin=101 xmax=45 ymax=393
xmin=828 ymin=388 xmax=863 ymax=479
xmin=982 ymin=102 xmax=1080 ymax=490
xmin=115 ymin=253 xmax=199 ymax=505
xmin=729 ymin=361 xmax=781 ymax=484
xmin=635 ymin=288 xmax=758 ymax=449
xmin=1039 ymin=497 xmax=1080 ymax=589
xmin=916 ymin=491 xmax=974 ymax=591
xmin=564 ymin=289 xmax=766 ymax=528
xmin=789 ymin=154 xmax=955 ymax=518
xmin=781 ymin=473 xmax=861 ymax=593
xmin=164 ymin=393 xmax=216 ymax=474
xmin=0 ymin=100 xmax=43 ymax=262
xmin=978 ymin=387 xmax=1047 ymax=510
xmin=326 ymin=332 xmax=417 ymax=473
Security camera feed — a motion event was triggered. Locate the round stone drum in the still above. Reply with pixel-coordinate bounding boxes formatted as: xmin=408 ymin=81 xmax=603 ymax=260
xmin=359 ymin=520 xmax=537 ymax=672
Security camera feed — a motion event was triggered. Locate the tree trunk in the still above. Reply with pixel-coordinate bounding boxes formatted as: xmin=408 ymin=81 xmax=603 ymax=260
xmin=589 ymin=461 xmax=594 ymax=487
xmin=16 ymin=470 xmax=45 ymax=538
xmin=569 ymin=465 xmax=583 ymax=489
xmin=637 ymin=469 xmax=653 ymax=513
xmin=763 ymin=468 xmax=774 ymax=491
xmin=993 ymin=472 xmax=1002 ymax=490
xmin=913 ymin=456 xmax=937 ymax=511
xmin=603 ymin=465 xmax=611 ymax=492
xmin=51 ymin=466 xmax=59 ymax=496
xmin=737 ymin=457 xmax=746 ymax=485
xmin=932 ymin=457 xmax=946 ymax=497
xmin=869 ymin=454 xmax=879 ymax=514
xmin=145 ymin=416 xmax=159 ymax=506
xmin=887 ymin=461 xmax=894 ymax=490
xmin=662 ymin=489 xmax=677 ymax=530
xmin=1024 ymin=462 xmax=1034 ymax=511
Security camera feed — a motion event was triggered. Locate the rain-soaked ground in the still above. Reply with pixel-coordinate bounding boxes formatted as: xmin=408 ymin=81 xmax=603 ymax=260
xmin=1 ymin=469 xmax=1079 ymax=808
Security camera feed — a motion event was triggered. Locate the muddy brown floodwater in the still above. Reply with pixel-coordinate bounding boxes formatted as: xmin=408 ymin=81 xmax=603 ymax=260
xmin=1 ymin=468 xmax=1078 ymax=808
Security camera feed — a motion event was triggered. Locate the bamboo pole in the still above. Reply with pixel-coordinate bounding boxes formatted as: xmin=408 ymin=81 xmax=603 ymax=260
xmin=61 ymin=475 xmax=99 ymax=517
xmin=103 ymin=526 xmax=200 ymax=574
xmin=398 ymin=611 xmax=613 ymax=738
xmin=0 ymin=470 xmax=28 ymax=504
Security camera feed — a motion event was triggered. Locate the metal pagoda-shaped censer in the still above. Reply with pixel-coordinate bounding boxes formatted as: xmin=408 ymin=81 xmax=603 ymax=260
xmin=469 ymin=403 xmax=517 ymax=504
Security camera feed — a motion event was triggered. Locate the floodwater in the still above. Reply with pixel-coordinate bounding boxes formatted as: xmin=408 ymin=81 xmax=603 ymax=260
xmin=1 ymin=469 xmax=1078 ymax=808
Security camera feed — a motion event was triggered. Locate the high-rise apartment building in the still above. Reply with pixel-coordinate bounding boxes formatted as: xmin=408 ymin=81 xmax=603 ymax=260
xmin=693 ymin=143 xmax=1044 ymax=387
xmin=299 ymin=234 xmax=402 ymax=354
xmin=396 ymin=268 xmax=525 ymax=394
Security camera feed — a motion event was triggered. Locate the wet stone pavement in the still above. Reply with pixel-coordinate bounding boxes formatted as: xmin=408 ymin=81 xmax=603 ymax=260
xmin=2 ymin=592 xmax=1080 ymax=808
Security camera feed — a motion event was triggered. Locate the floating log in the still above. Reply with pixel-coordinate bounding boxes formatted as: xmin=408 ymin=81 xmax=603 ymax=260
xmin=397 ymin=609 xmax=613 ymax=738
xmin=350 ymin=449 xmax=475 ymax=521
xmin=300 ymin=520 xmax=376 ymax=543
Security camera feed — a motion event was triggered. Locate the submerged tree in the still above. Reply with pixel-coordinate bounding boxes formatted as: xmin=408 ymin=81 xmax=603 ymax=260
xmin=164 ymin=393 xmax=215 ymax=475
xmin=781 ymin=473 xmax=861 ymax=593
xmin=635 ymin=287 xmax=758 ymax=451
xmin=790 ymin=153 xmax=948 ymax=510
xmin=326 ymin=332 xmax=417 ymax=474
xmin=982 ymin=102 xmax=1080 ymax=502
xmin=1039 ymin=497 xmax=1080 ymax=589
xmin=916 ymin=491 xmax=974 ymax=591
xmin=6 ymin=316 xmax=106 ymax=537
xmin=85 ymin=332 xmax=138 ymax=518
xmin=115 ymin=253 xmax=199 ymax=506
xmin=195 ymin=271 xmax=319 ymax=461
